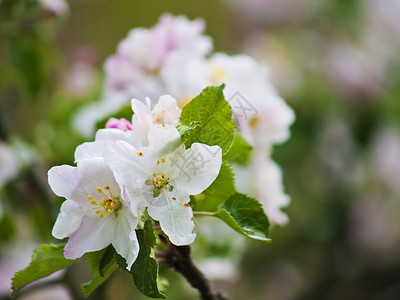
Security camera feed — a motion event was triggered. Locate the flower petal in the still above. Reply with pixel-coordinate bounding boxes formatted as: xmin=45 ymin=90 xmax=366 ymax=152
xmin=74 ymin=129 xmax=141 ymax=162
xmin=104 ymin=140 xmax=155 ymax=212
xmin=147 ymin=124 xmax=181 ymax=155
xmin=52 ymin=200 xmax=84 ymax=239
xmin=48 ymin=165 xmax=79 ymax=199
xmin=147 ymin=189 xmax=196 ymax=245
xmin=131 ymin=99 xmax=152 ymax=147
xmin=169 ymin=143 xmax=222 ymax=195
xmin=64 ymin=215 xmax=115 ymax=259
xmin=112 ymin=207 xmax=139 ymax=269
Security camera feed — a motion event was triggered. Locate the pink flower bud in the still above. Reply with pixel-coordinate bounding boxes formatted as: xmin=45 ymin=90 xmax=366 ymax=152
xmin=105 ymin=118 xmax=133 ymax=131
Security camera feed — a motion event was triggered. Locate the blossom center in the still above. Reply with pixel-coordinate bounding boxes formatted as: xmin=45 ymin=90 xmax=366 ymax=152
xmin=88 ymin=185 xmax=122 ymax=218
xmin=145 ymin=172 xmax=174 ymax=198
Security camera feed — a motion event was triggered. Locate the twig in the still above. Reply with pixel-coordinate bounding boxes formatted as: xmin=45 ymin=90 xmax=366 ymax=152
xmin=157 ymin=233 xmax=220 ymax=300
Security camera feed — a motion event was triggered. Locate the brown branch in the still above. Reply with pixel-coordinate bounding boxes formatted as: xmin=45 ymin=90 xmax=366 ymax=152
xmin=157 ymin=233 xmax=221 ymax=300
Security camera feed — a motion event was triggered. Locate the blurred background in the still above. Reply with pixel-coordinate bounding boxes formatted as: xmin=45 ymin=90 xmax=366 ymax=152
xmin=1 ymin=0 xmax=400 ymax=299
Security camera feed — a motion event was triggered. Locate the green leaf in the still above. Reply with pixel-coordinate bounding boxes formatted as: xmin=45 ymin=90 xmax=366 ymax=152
xmin=224 ymin=130 xmax=253 ymax=165
xmin=99 ymin=244 xmax=117 ymax=277
xmin=195 ymin=161 xmax=236 ymax=212
xmin=81 ymin=247 xmax=118 ymax=298
xmin=12 ymin=244 xmax=76 ymax=296
xmin=215 ymin=193 xmax=271 ymax=242
xmin=180 ymin=85 xmax=235 ymax=154
xmin=130 ymin=220 xmax=166 ymax=298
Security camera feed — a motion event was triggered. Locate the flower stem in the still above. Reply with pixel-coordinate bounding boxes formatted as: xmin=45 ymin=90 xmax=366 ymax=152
xmin=157 ymin=233 xmax=223 ymax=300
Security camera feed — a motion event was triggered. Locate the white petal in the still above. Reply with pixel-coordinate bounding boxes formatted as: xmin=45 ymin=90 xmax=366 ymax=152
xmin=64 ymin=215 xmax=114 ymax=259
xmin=74 ymin=129 xmax=142 ymax=162
xmin=103 ymin=141 xmax=152 ymax=211
xmin=52 ymin=200 xmax=84 ymax=239
xmin=131 ymin=99 xmax=152 ymax=147
xmin=72 ymin=158 xmax=121 ymax=211
xmin=112 ymin=207 xmax=139 ymax=269
xmin=148 ymin=189 xmax=196 ymax=245
xmin=75 ymin=141 xmax=105 ymax=162
xmin=147 ymin=124 xmax=181 ymax=156
xmin=48 ymin=165 xmax=79 ymax=199
xmin=169 ymin=143 xmax=222 ymax=195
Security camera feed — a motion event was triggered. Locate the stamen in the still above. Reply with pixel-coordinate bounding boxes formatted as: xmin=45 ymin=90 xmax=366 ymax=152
xmin=135 ymin=150 xmax=144 ymax=156
xmin=104 ymin=185 xmax=110 ymax=190
xmin=157 ymin=160 xmax=160 ymax=165
xmin=100 ymin=213 xmax=105 ymax=218
xmin=88 ymin=195 xmax=93 ymax=200
xmin=161 ymin=157 xmax=166 ymax=163
xmin=172 ymin=197 xmax=176 ymax=200
xmin=95 ymin=209 xmax=101 ymax=214
xmin=90 ymin=200 xmax=97 ymax=205
xmin=96 ymin=187 xmax=102 ymax=193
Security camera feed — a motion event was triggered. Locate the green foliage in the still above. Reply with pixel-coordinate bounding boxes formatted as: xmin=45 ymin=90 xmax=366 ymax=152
xmin=120 ymin=220 xmax=166 ymax=298
xmin=12 ymin=244 xmax=76 ymax=296
xmin=0 ymin=214 xmax=16 ymax=242
xmin=81 ymin=247 xmax=118 ymax=298
xmin=195 ymin=161 xmax=236 ymax=212
xmin=131 ymin=220 xmax=166 ymax=298
xmin=180 ymin=85 xmax=235 ymax=154
xmin=224 ymin=130 xmax=253 ymax=165
xmin=215 ymin=193 xmax=271 ymax=242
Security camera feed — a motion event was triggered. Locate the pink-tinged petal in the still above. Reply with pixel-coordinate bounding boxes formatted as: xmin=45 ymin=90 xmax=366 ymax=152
xmin=48 ymin=165 xmax=79 ymax=199
xmin=147 ymin=124 xmax=181 ymax=155
xmin=52 ymin=200 xmax=84 ymax=239
xmin=105 ymin=118 xmax=134 ymax=131
xmin=147 ymin=189 xmax=195 ymax=245
xmin=64 ymin=215 xmax=114 ymax=260
xmin=112 ymin=207 xmax=139 ymax=269
xmin=169 ymin=143 xmax=222 ymax=195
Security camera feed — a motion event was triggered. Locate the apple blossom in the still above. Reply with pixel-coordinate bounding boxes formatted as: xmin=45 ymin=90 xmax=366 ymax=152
xmin=104 ymin=125 xmax=222 ymax=245
xmin=48 ymin=158 xmax=139 ymax=269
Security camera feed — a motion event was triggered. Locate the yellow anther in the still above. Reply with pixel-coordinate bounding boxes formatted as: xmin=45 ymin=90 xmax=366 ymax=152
xmin=110 ymin=202 xmax=115 ymax=208
xmin=102 ymin=198 xmax=107 ymax=204
xmin=96 ymin=187 xmax=102 ymax=193
xmin=135 ymin=150 xmax=144 ymax=156
xmin=88 ymin=195 xmax=94 ymax=200
xmin=161 ymin=157 xmax=166 ymax=163
xmin=104 ymin=185 xmax=110 ymax=190
xmin=100 ymin=213 xmax=105 ymax=218
xmin=90 ymin=200 xmax=97 ymax=205
xmin=157 ymin=160 xmax=160 ymax=165
xmin=95 ymin=209 xmax=101 ymax=214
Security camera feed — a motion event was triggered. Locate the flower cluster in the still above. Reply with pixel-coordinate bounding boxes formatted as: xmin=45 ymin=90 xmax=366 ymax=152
xmin=49 ymin=96 xmax=222 ymax=268
xmin=74 ymin=14 xmax=294 ymax=225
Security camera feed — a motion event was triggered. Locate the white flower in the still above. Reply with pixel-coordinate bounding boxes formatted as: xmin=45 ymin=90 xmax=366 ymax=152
xmin=233 ymin=153 xmax=290 ymax=225
xmin=130 ymin=95 xmax=181 ymax=146
xmin=48 ymin=158 xmax=139 ymax=269
xmin=104 ymin=125 xmax=222 ymax=245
